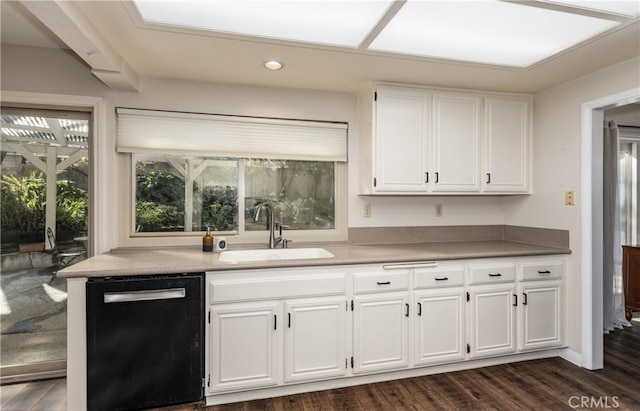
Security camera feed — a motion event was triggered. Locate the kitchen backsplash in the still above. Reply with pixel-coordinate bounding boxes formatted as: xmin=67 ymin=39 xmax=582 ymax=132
xmin=349 ymin=225 xmax=569 ymax=249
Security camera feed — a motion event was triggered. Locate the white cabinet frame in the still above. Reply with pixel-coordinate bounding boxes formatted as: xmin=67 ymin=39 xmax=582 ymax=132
xmin=284 ymin=297 xmax=348 ymax=383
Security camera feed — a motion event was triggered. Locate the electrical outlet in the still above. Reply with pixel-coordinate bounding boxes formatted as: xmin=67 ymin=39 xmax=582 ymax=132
xmin=435 ymin=204 xmax=443 ymax=217
xmin=364 ymin=204 xmax=372 ymax=218
xmin=565 ymin=191 xmax=575 ymax=206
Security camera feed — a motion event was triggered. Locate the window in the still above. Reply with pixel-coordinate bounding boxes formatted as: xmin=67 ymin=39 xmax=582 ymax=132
xmin=0 ymin=107 xmax=91 ymax=380
xmin=134 ymin=156 xmax=337 ymax=236
xmin=119 ymin=109 xmax=347 ymax=246
xmin=619 ymin=129 xmax=639 ymax=245
xmin=245 ymin=159 xmax=335 ymax=232
xmin=135 ymin=155 xmax=239 ymax=233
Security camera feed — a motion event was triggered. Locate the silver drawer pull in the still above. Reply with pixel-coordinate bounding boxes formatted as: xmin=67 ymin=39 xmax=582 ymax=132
xmin=538 ymin=270 xmax=552 ymax=274
xmin=104 ymin=288 xmax=186 ymax=303
xmin=383 ymin=262 xmax=437 ymax=270
xmin=376 ymin=281 xmax=391 ymax=285
xmin=435 ymin=277 xmax=449 ymax=281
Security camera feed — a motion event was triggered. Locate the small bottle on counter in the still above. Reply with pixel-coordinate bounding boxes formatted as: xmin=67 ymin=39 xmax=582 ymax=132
xmin=202 ymin=226 xmax=213 ymax=252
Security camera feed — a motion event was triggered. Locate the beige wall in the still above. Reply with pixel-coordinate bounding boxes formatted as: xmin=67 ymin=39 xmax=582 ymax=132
xmin=5 ymin=44 xmax=640 ymax=356
xmin=1 ymin=44 xmax=505 ymax=250
xmin=503 ymin=57 xmax=640 ymax=355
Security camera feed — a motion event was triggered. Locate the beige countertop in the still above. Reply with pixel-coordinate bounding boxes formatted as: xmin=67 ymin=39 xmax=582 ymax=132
xmin=57 ymin=240 xmax=571 ymax=279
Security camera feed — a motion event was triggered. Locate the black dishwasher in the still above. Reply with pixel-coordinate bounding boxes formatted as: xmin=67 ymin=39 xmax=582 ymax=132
xmin=86 ymin=274 xmax=204 ymax=411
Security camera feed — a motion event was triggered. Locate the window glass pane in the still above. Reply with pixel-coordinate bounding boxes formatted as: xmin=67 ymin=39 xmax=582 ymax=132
xmin=135 ymin=155 xmax=238 ymax=232
xmin=193 ymin=159 xmax=239 ymax=232
xmin=245 ymin=159 xmax=335 ymax=231
xmin=1 ymin=110 xmax=89 ymax=375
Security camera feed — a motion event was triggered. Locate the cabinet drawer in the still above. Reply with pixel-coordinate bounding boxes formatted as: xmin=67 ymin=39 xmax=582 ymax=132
xmin=469 ymin=265 xmax=515 ymax=284
xmin=414 ymin=268 xmax=464 ymax=289
xmin=210 ymin=274 xmax=345 ymax=303
xmin=353 ymin=271 xmax=409 ymax=294
xmin=521 ymin=262 xmax=563 ymax=281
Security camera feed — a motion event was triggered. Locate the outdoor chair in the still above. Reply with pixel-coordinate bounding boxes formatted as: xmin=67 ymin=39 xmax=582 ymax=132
xmin=46 ymin=227 xmax=85 ymax=274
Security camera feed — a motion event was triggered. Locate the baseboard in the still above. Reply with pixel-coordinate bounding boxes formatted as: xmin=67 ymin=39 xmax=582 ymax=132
xmin=206 ymin=350 xmax=561 ymax=406
xmin=559 ymin=348 xmax=581 ymax=367
xmin=0 ymin=361 xmax=66 ymax=385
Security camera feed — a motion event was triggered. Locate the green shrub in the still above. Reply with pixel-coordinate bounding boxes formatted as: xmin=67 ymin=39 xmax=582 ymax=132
xmin=0 ymin=172 xmax=88 ymax=245
xmin=135 ymin=201 xmax=183 ymax=232
xmin=200 ymin=185 xmax=238 ymax=231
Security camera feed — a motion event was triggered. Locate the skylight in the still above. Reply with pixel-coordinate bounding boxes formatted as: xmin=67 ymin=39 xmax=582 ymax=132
xmin=368 ymin=0 xmax=620 ymax=67
xmin=132 ymin=0 xmax=394 ymax=48
xmin=544 ymin=0 xmax=640 ymax=17
xmin=132 ymin=0 xmax=629 ymax=68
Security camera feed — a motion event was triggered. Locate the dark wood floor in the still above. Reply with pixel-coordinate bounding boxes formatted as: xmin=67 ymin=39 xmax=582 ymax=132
xmin=192 ymin=324 xmax=640 ymax=411
xmin=2 ymin=323 xmax=639 ymax=411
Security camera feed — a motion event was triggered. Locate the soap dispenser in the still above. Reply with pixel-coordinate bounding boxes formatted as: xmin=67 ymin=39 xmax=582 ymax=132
xmin=202 ymin=226 xmax=213 ymax=252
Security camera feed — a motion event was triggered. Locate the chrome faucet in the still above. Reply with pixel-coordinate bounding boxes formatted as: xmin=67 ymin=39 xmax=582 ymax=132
xmin=253 ymin=202 xmax=282 ymax=249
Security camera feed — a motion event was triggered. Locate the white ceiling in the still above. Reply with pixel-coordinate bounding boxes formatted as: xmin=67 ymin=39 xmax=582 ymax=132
xmin=2 ymin=1 xmax=639 ymax=94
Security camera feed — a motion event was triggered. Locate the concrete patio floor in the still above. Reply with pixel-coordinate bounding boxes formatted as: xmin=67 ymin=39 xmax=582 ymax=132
xmin=0 ymin=267 xmax=67 ymax=367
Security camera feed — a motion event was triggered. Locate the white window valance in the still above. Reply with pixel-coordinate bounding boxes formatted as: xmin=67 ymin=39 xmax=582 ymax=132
xmin=116 ymin=108 xmax=348 ymax=162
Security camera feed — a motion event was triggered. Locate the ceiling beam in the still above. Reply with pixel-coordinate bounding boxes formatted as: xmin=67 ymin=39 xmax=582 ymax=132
xmin=19 ymin=0 xmax=140 ymax=91
xmin=359 ymin=0 xmax=407 ymax=50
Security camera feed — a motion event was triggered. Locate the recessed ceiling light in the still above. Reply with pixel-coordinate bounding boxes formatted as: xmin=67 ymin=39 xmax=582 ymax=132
xmin=264 ymin=60 xmax=284 ymax=71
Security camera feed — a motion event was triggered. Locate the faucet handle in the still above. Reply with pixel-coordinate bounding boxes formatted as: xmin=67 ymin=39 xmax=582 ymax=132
xmin=282 ymin=239 xmax=293 ymax=248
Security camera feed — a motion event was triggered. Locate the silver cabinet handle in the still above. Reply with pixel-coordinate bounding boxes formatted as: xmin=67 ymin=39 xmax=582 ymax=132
xmin=104 ymin=288 xmax=186 ymax=303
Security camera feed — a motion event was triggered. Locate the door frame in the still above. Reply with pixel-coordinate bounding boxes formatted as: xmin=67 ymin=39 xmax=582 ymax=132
xmin=581 ymin=87 xmax=640 ymax=370
xmin=1 ymin=91 xmax=104 ymax=384
xmin=1 ymin=91 xmax=106 ymax=256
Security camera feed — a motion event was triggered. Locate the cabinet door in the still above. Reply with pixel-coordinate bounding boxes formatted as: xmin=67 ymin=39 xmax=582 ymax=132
xmin=374 ymin=86 xmax=430 ymax=192
xmin=414 ymin=288 xmax=466 ymax=366
xmin=483 ymin=97 xmax=530 ymax=193
xmin=519 ymin=281 xmax=563 ymax=351
xmin=469 ymin=284 xmax=517 ymax=358
xmin=284 ymin=298 xmax=347 ymax=383
xmin=353 ymin=293 xmax=409 ymax=374
xmin=209 ymin=302 xmax=280 ymax=393
xmin=432 ymin=92 xmax=481 ymax=192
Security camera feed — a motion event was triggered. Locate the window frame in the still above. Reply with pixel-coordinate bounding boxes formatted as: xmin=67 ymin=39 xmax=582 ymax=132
xmin=619 ymin=127 xmax=639 ymax=245
xmin=118 ymin=154 xmax=347 ymax=248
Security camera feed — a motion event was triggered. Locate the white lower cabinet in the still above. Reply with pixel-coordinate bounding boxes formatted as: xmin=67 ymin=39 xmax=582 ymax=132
xmin=414 ymin=288 xmax=466 ymax=365
xmin=284 ymin=297 xmax=347 ymax=383
xmin=352 ymin=292 xmax=410 ymax=374
xmin=468 ymin=284 xmax=517 ymax=359
xmin=518 ymin=280 xmax=563 ymax=351
xmin=209 ymin=301 xmax=280 ymax=393
xmin=205 ymin=256 xmax=565 ymax=404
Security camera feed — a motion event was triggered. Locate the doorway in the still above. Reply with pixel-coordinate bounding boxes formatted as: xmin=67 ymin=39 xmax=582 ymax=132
xmin=582 ymin=89 xmax=640 ymax=371
xmin=1 ymin=107 xmax=90 ymax=382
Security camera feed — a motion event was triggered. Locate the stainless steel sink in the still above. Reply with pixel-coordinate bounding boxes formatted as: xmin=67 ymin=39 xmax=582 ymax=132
xmin=218 ymin=248 xmax=335 ymax=263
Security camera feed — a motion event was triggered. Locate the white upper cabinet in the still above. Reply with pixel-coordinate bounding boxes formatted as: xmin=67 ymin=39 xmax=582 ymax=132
xmin=483 ymin=96 xmax=531 ymax=193
xmin=432 ymin=92 xmax=482 ymax=192
xmin=359 ymin=83 xmax=531 ymax=195
xmin=374 ymin=86 xmax=430 ymax=192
